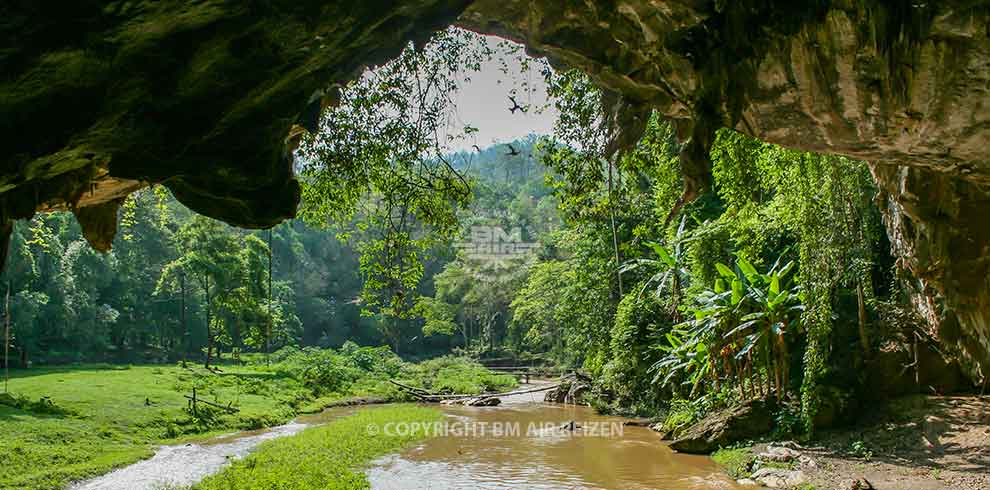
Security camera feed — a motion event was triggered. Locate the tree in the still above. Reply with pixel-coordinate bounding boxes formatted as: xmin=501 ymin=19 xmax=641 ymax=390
xmin=414 ymin=296 xmax=458 ymax=337
xmin=297 ymin=29 xmax=487 ymax=325
xmin=157 ymin=217 xmax=270 ymax=369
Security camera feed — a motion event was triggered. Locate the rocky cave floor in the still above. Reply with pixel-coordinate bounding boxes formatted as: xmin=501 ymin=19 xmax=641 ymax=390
xmin=745 ymin=395 xmax=990 ymax=489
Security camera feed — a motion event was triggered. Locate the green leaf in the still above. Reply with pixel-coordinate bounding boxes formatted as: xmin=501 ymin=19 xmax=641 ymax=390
xmin=715 ymin=263 xmax=735 ymax=280
xmin=769 ymin=274 xmax=781 ymax=297
xmin=736 ymin=332 xmax=763 ymax=359
xmin=737 ymin=257 xmax=759 ymax=283
xmin=647 ymin=242 xmax=676 ymax=268
xmin=731 ymin=279 xmax=744 ymax=305
xmin=777 ymin=260 xmax=796 ymax=279
xmin=723 ymin=319 xmax=760 ymax=339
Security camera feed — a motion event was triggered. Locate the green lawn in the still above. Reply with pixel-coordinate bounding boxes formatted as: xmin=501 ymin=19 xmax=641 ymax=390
xmin=0 ymin=356 xmax=513 ymax=490
xmin=193 ymin=405 xmax=443 ymax=490
xmin=192 ymin=405 xmax=443 ymax=490
xmin=0 ymin=364 xmax=311 ymax=490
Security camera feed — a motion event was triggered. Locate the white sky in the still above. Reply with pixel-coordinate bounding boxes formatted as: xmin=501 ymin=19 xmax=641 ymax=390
xmin=446 ymin=35 xmax=559 ymax=151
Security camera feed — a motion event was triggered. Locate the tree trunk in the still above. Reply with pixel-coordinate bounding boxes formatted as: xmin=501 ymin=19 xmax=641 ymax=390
xmin=4 ymin=281 xmax=9 ymax=393
xmin=234 ymin=316 xmax=242 ymax=362
xmin=204 ymin=275 xmax=212 ymax=370
xmin=763 ymin=341 xmax=779 ymax=398
xmin=856 ymin=281 xmax=871 ymax=358
xmin=779 ymin=332 xmax=790 ymax=400
xmin=205 ymin=333 xmax=214 ymax=370
xmin=767 ymin=340 xmax=784 ymax=402
xmin=267 ymin=228 xmax=273 ymax=366
xmin=180 ymin=272 xmax=187 ymax=368
xmin=607 ymin=157 xmax=623 ymax=298
xmin=735 ymin=359 xmax=745 ymax=399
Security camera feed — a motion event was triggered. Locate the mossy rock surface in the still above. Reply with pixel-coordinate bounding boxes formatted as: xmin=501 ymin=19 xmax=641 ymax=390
xmin=670 ymin=399 xmax=776 ymax=454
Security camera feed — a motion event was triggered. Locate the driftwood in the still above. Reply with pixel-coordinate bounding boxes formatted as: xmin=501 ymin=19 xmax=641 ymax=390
xmin=388 ymin=380 xmax=433 ymax=400
xmin=185 ymin=387 xmax=239 ymax=414
xmin=389 ymin=380 xmax=560 ymax=404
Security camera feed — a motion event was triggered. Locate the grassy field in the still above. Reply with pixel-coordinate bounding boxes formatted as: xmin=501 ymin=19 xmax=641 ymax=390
xmin=192 ymin=405 xmax=443 ymax=490
xmin=0 ymin=351 xmax=514 ymax=490
xmin=0 ymin=364 xmax=310 ymax=490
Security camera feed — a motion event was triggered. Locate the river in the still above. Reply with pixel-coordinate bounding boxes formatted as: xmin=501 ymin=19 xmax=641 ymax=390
xmin=367 ymin=385 xmax=740 ymax=490
xmin=70 ymin=384 xmax=739 ymax=489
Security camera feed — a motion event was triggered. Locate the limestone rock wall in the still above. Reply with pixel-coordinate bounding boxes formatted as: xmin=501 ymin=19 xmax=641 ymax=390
xmin=1 ymin=0 xmax=470 ymax=233
xmin=1 ymin=1 xmax=988 ymax=375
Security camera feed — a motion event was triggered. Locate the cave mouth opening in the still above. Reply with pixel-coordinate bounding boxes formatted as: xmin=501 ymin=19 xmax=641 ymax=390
xmin=291 ymin=26 xmax=566 ymax=232
xmin=285 ymin=15 xmax=989 ymax=383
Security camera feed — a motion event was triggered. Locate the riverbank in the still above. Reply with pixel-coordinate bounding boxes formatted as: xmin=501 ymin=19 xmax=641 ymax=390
xmin=1 ymin=364 xmax=307 ymax=490
xmin=710 ymin=395 xmax=990 ymax=489
xmin=0 ymin=351 xmax=516 ymax=490
xmin=192 ymin=405 xmax=442 ymax=490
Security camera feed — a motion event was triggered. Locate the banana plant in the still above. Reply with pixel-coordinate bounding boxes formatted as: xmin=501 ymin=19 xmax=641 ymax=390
xmin=720 ymin=255 xmax=804 ymax=401
xmin=651 ymin=254 xmax=805 ymax=402
xmin=621 ymin=216 xmax=692 ymax=321
xmin=651 ymin=284 xmax=744 ymax=397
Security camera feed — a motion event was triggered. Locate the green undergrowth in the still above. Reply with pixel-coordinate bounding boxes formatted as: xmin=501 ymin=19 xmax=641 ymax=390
xmin=0 ymin=346 xmax=512 ymax=490
xmin=403 ymin=355 xmax=518 ymax=395
xmin=191 ymin=405 xmax=443 ymax=490
xmin=711 ymin=447 xmax=756 ymax=479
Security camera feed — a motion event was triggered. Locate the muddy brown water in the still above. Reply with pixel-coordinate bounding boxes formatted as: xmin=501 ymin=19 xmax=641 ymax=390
xmin=70 ymin=383 xmax=739 ymax=490
xmin=367 ymin=388 xmax=741 ymax=490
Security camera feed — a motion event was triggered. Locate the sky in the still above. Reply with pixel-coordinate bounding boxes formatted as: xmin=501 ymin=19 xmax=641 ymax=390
xmin=445 ymin=34 xmax=559 ymax=152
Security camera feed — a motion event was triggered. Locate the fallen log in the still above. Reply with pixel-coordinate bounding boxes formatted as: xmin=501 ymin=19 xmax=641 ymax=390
xmin=388 ymin=379 xmax=561 ymax=404
xmin=422 ymin=383 xmax=560 ymax=402
xmin=183 ymin=394 xmax=239 ymax=414
xmin=387 ymin=379 xmax=434 ymax=400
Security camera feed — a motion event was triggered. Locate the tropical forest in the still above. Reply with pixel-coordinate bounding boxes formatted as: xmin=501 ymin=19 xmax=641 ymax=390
xmin=1 ymin=3 xmax=988 ymax=490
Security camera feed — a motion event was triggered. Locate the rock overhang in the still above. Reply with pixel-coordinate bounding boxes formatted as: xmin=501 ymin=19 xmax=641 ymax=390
xmin=1 ymin=0 xmax=988 ymax=375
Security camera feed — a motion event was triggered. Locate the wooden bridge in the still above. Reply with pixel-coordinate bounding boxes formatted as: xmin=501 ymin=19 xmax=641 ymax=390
xmin=485 ymin=365 xmax=563 ymax=384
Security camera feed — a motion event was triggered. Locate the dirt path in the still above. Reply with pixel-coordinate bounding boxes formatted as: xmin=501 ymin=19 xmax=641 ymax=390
xmin=799 ymin=396 xmax=990 ymax=489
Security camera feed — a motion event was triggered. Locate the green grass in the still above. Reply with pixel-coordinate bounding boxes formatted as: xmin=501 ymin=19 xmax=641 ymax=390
xmin=0 ymin=364 xmax=312 ymax=490
xmin=406 ymin=356 xmax=518 ymax=395
xmin=711 ymin=447 xmax=755 ymax=479
xmin=192 ymin=405 xmax=443 ymax=490
xmin=0 ymin=353 xmax=513 ymax=490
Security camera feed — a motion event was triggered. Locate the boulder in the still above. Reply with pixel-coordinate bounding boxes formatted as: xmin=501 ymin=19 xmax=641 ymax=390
xmin=669 ymin=400 xmax=775 ymax=454
xmin=757 ymin=446 xmax=801 ymax=463
xmin=439 ymin=396 xmax=500 ymax=406
xmin=544 ymin=373 xmax=591 ymax=405
xmin=750 ymin=468 xmax=806 ymax=488
xmin=465 ymin=397 xmax=500 ymax=407
xmin=922 ymin=415 xmax=949 ymax=451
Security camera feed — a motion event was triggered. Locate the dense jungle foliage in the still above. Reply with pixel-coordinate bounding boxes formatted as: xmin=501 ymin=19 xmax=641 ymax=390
xmin=2 ymin=27 xmax=940 ymax=434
